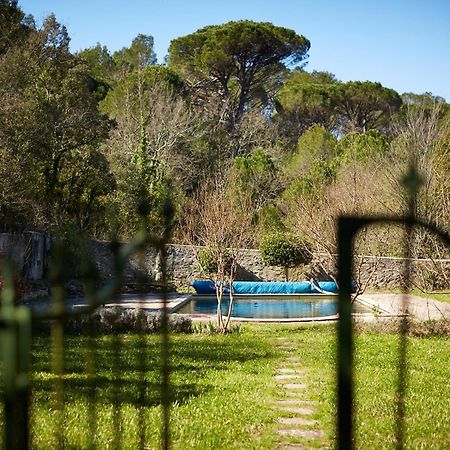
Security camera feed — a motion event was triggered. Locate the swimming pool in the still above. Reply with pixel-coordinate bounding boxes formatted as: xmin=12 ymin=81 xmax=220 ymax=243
xmin=175 ymin=294 xmax=372 ymax=319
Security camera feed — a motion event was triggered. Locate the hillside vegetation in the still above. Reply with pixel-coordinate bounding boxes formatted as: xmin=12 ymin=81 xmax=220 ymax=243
xmin=1 ymin=1 xmax=449 ymax=260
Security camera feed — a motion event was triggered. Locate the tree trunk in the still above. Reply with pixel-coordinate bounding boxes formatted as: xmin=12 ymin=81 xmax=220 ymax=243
xmin=224 ymin=263 xmax=237 ymax=331
xmin=215 ymin=281 xmax=224 ymax=330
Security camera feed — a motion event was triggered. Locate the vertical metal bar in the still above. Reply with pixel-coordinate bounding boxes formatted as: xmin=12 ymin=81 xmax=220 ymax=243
xmin=112 ymin=332 xmax=122 ymax=450
xmin=51 ymin=284 xmax=65 ymax=450
xmin=137 ymin=252 xmax=147 ymax=450
xmin=337 ymin=217 xmax=357 ymax=450
xmin=160 ymin=244 xmax=170 ymax=450
xmin=111 ymin=240 xmax=122 ymax=450
xmin=86 ymin=313 xmax=97 ymax=449
xmin=1 ymin=261 xmax=31 ymax=450
xmin=79 ymin=249 xmax=99 ymax=450
xmin=396 ymin=166 xmax=419 ymax=450
xmin=15 ymin=307 xmax=31 ymax=450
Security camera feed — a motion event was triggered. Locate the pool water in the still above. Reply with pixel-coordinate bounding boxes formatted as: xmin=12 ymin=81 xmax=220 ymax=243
xmin=176 ymin=295 xmax=372 ymax=319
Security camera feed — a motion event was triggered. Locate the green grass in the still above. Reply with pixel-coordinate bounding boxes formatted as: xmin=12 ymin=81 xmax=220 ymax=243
xmin=412 ymin=290 xmax=450 ymax=305
xmin=28 ymin=330 xmax=281 ymax=449
xmin=15 ymin=324 xmax=450 ymax=449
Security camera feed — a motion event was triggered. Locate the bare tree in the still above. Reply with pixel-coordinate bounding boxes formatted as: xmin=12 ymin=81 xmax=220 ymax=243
xmin=103 ymin=74 xmax=200 ymax=183
xmin=391 ymin=104 xmax=450 ymax=257
xmin=284 ymin=156 xmax=400 ymax=297
xmin=180 ymin=177 xmax=253 ymax=331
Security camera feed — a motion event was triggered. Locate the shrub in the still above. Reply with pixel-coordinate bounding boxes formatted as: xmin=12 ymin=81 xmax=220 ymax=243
xmin=66 ymin=308 xmax=192 ymax=334
xmin=260 ymin=233 xmax=312 ymax=281
xmin=260 ymin=233 xmax=312 ymax=268
xmin=197 ymin=247 xmax=232 ymax=275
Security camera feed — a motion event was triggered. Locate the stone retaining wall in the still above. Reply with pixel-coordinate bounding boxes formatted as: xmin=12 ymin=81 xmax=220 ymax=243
xmin=1 ymin=233 xmax=449 ymax=290
xmin=91 ymin=241 xmax=450 ymax=290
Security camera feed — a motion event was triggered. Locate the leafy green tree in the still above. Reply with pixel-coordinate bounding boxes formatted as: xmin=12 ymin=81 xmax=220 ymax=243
xmin=113 ymin=34 xmax=157 ymax=75
xmin=55 ymin=148 xmax=115 ymax=231
xmin=401 ymin=91 xmax=446 ymax=108
xmin=197 ymin=246 xmax=232 ymax=275
xmin=100 ymin=65 xmax=193 ymax=237
xmin=0 ymin=12 xmax=112 ymax=231
xmin=78 ymin=43 xmax=115 ymax=80
xmin=169 ymin=20 xmax=310 ymax=128
xmin=260 ymin=233 xmax=311 ymax=281
xmin=0 ymin=0 xmax=34 ymax=55
xmin=283 ymin=159 xmax=338 ymax=200
xmin=77 ymin=43 xmax=115 ymax=99
xmin=275 ymin=70 xmax=338 ymax=140
xmin=398 ymin=92 xmax=450 ymax=126
xmin=337 ymin=129 xmax=389 ymax=164
xmin=276 ymin=76 xmax=402 ymax=140
xmin=232 ymin=148 xmax=280 ymax=213
xmin=285 ymin=125 xmax=338 ymax=178
xmin=334 ymin=81 xmax=402 ymax=132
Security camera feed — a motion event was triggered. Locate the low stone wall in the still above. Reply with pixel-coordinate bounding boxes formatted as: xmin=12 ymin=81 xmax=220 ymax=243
xmin=1 ymin=233 xmax=449 ymax=290
xmin=90 ymin=241 xmax=450 ymax=290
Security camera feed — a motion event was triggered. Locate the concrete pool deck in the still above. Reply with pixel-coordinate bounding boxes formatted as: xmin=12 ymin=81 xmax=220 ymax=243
xmin=72 ymin=293 xmax=450 ymax=322
xmin=71 ymin=292 xmax=192 ymax=313
xmin=24 ymin=292 xmax=450 ymax=322
xmin=358 ymin=293 xmax=450 ymax=321
xmin=23 ymin=292 xmax=192 ymax=314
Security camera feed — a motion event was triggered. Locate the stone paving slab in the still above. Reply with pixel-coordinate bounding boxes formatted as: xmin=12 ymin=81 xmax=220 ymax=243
xmin=277 ymin=429 xmax=324 ymax=439
xmin=277 ymin=368 xmax=305 ymax=374
xmin=278 ymin=407 xmax=315 ymax=415
xmin=360 ymin=293 xmax=450 ymax=320
xmin=286 ymin=357 xmax=301 ymax=363
xmin=276 ymin=443 xmax=308 ymax=450
xmin=278 ymin=417 xmax=317 ymax=426
xmin=275 ymin=399 xmax=317 ymax=406
xmin=280 ymin=383 xmax=307 ymax=389
xmin=274 ymin=374 xmax=304 ymax=380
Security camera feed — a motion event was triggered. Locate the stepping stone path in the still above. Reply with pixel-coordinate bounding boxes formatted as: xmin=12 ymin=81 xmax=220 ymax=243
xmin=273 ymin=337 xmax=325 ymax=449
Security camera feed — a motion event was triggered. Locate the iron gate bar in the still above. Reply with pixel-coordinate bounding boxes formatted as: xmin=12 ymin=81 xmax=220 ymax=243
xmin=159 ymin=209 xmax=173 ymax=450
xmin=337 ymin=216 xmax=450 ymax=450
xmin=0 ymin=225 xmax=160 ymax=449
xmin=86 ymin=312 xmax=97 ymax=449
xmin=136 ymin=248 xmax=148 ymax=450
xmin=0 ymin=260 xmax=31 ymax=450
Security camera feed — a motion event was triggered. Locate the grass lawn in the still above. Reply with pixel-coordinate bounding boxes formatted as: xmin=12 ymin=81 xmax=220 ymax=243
xmin=24 ymin=324 xmax=450 ymax=449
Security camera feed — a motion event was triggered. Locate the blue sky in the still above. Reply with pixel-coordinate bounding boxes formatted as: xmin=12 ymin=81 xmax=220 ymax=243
xmin=20 ymin=0 xmax=450 ymax=100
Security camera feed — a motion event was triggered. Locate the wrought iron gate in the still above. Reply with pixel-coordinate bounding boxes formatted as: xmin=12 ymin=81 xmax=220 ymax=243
xmin=336 ymin=167 xmax=450 ymax=449
xmin=0 ymin=211 xmax=173 ymax=450
xmin=0 ymin=166 xmax=449 ymax=449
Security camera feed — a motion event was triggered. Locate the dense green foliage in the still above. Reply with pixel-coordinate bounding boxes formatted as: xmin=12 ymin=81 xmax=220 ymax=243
xmin=169 ymin=20 xmax=310 ymax=128
xmin=197 ymin=246 xmax=232 ymax=275
xmin=1 ymin=1 xmax=449 ymax=261
xmin=260 ymin=233 xmax=311 ymax=268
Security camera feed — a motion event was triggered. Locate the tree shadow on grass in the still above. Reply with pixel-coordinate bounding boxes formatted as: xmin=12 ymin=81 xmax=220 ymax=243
xmin=30 ymin=331 xmax=275 ymax=410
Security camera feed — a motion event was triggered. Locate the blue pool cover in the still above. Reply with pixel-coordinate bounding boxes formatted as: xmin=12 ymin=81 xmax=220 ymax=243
xmin=192 ymin=280 xmax=349 ymax=295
